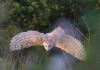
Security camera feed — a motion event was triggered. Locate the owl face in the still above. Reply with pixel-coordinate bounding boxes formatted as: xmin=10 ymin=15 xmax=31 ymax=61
xmin=43 ymin=35 xmax=55 ymax=51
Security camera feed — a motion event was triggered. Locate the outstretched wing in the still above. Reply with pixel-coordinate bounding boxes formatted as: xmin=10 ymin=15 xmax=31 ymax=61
xmin=10 ymin=30 xmax=45 ymax=51
xmin=47 ymin=17 xmax=85 ymax=60
xmin=59 ymin=31 xmax=85 ymax=60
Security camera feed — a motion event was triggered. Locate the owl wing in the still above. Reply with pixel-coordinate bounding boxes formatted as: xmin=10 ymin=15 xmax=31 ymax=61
xmin=60 ymin=34 xmax=86 ymax=60
xmin=10 ymin=30 xmax=45 ymax=51
xmin=48 ymin=27 xmax=85 ymax=60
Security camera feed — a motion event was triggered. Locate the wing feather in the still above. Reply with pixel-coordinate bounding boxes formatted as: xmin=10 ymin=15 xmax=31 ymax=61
xmin=48 ymin=27 xmax=85 ymax=60
xmin=10 ymin=30 xmax=45 ymax=51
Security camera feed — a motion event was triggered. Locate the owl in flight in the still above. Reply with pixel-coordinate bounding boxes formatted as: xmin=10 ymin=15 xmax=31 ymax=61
xmin=10 ymin=17 xmax=85 ymax=60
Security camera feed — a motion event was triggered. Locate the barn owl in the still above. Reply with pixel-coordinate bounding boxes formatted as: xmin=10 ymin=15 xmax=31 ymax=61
xmin=10 ymin=18 xmax=85 ymax=60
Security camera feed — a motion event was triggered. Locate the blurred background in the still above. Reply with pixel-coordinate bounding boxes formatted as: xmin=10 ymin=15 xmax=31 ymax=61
xmin=0 ymin=0 xmax=100 ymax=70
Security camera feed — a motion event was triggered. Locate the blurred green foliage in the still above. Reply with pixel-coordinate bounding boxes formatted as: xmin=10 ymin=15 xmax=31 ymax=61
xmin=8 ymin=0 xmax=98 ymax=32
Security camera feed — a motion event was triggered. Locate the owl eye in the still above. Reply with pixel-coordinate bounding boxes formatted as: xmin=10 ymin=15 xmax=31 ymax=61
xmin=45 ymin=45 xmax=48 ymax=47
xmin=48 ymin=44 xmax=51 ymax=47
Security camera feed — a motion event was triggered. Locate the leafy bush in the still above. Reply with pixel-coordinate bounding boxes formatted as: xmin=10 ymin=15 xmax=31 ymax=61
xmin=9 ymin=0 xmax=98 ymax=32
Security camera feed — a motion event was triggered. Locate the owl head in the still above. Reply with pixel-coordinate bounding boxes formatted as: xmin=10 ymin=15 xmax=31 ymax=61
xmin=43 ymin=33 xmax=55 ymax=51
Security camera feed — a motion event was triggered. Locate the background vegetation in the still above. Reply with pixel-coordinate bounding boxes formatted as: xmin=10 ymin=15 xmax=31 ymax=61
xmin=0 ymin=0 xmax=100 ymax=70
